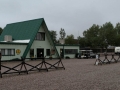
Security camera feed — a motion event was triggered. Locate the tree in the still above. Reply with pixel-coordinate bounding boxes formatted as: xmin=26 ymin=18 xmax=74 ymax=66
xmin=65 ymin=34 xmax=75 ymax=44
xmin=83 ymin=24 xmax=100 ymax=48
xmin=77 ymin=36 xmax=86 ymax=48
xmin=114 ymin=23 xmax=120 ymax=46
xmin=49 ymin=30 xmax=57 ymax=43
xmin=59 ymin=28 xmax=66 ymax=39
xmin=0 ymin=27 xmax=3 ymax=35
xmin=82 ymin=22 xmax=117 ymax=50
xmin=115 ymin=22 xmax=120 ymax=34
xmin=99 ymin=22 xmax=115 ymax=49
xmin=80 ymin=21 xmax=120 ymax=51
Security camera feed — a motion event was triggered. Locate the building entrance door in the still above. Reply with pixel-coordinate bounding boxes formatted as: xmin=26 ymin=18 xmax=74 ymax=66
xmin=37 ymin=48 xmax=44 ymax=58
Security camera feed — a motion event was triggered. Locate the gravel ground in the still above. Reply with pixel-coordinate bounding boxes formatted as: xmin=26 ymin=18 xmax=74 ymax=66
xmin=1 ymin=56 xmax=120 ymax=90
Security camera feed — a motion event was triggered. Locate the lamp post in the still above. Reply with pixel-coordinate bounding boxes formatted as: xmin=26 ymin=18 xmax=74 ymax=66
xmin=63 ymin=44 xmax=64 ymax=59
xmin=59 ymin=28 xmax=66 ymax=59
xmin=0 ymin=50 xmax=1 ymax=78
xmin=105 ymin=39 xmax=108 ymax=53
xmin=59 ymin=38 xmax=65 ymax=59
xmin=61 ymin=39 xmax=65 ymax=59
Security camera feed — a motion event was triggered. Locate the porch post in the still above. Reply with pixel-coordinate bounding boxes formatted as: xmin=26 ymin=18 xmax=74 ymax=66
xmin=63 ymin=45 xmax=64 ymax=59
xmin=0 ymin=52 xmax=1 ymax=70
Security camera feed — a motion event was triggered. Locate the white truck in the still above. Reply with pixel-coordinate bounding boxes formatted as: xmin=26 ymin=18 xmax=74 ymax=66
xmin=115 ymin=47 xmax=120 ymax=54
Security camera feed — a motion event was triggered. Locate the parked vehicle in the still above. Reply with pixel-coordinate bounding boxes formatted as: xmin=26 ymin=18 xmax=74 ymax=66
xmin=89 ymin=51 xmax=96 ymax=58
xmin=115 ymin=47 xmax=120 ymax=54
xmin=80 ymin=50 xmax=96 ymax=59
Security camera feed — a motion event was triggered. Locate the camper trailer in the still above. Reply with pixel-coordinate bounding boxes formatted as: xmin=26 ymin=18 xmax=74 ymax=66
xmin=115 ymin=47 xmax=120 ymax=54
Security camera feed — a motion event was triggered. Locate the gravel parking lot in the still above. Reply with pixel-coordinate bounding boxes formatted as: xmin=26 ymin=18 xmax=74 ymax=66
xmin=1 ymin=56 xmax=120 ymax=90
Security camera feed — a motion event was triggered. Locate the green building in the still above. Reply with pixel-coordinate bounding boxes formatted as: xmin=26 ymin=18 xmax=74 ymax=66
xmin=0 ymin=18 xmax=79 ymax=61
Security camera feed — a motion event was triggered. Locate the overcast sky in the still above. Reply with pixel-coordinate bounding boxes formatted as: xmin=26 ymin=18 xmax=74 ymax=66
xmin=1 ymin=0 xmax=120 ymax=39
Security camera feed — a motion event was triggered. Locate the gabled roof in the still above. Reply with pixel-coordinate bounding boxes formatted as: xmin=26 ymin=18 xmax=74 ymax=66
xmin=0 ymin=18 xmax=43 ymax=41
xmin=0 ymin=18 xmax=60 ymax=58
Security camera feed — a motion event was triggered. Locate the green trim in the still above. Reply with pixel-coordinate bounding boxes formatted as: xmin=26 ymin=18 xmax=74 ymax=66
xmin=55 ymin=44 xmax=80 ymax=46
xmin=22 ymin=19 xmax=44 ymax=58
xmin=42 ymin=20 xmax=60 ymax=58
xmin=63 ymin=45 xmax=64 ymax=58
xmin=0 ymin=42 xmax=28 ymax=45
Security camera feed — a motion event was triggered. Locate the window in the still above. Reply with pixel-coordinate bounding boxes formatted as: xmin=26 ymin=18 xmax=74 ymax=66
xmin=35 ymin=32 xmax=45 ymax=41
xmin=1 ymin=49 xmax=5 ymax=55
xmin=46 ymin=49 xmax=50 ymax=56
xmin=30 ymin=49 xmax=34 ymax=57
xmin=1 ymin=49 xmax=15 ymax=56
xmin=65 ymin=49 xmax=78 ymax=54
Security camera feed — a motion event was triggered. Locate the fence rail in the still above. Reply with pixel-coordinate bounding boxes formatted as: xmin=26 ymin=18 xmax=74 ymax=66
xmin=94 ymin=53 xmax=120 ymax=65
xmin=0 ymin=57 xmax=65 ymax=78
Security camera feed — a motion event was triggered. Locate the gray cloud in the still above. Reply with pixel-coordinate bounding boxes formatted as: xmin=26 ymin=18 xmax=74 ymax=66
xmin=0 ymin=0 xmax=120 ymax=39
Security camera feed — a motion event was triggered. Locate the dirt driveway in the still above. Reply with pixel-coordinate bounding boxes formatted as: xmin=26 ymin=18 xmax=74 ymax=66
xmin=1 ymin=57 xmax=120 ymax=90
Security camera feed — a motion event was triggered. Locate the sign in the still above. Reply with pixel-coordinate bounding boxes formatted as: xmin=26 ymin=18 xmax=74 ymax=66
xmin=51 ymin=49 xmax=55 ymax=55
xmin=16 ymin=49 xmax=21 ymax=55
